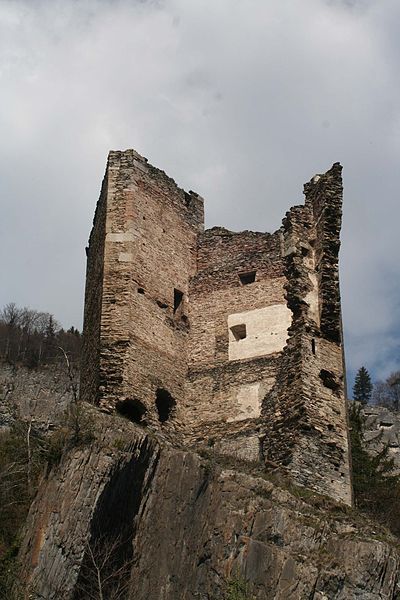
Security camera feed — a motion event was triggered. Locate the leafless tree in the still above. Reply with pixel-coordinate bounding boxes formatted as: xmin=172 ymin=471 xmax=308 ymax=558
xmin=57 ymin=346 xmax=83 ymax=442
xmin=0 ymin=301 xmax=76 ymax=368
xmin=74 ymin=535 xmax=133 ymax=600
xmin=0 ymin=303 xmax=23 ymax=328
xmin=373 ymin=371 xmax=400 ymax=411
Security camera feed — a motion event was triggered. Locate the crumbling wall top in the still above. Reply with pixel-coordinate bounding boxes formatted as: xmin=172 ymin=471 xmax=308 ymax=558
xmin=106 ymin=149 xmax=205 ymax=232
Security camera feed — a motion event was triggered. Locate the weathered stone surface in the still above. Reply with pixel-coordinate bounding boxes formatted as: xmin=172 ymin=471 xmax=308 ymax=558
xmin=80 ymin=149 xmax=203 ymax=424
xmin=0 ymin=361 xmax=73 ymax=431
xmin=17 ymin=414 xmax=400 ymax=599
xmin=260 ymin=164 xmax=352 ymax=505
xmin=362 ymin=404 xmax=400 ymax=473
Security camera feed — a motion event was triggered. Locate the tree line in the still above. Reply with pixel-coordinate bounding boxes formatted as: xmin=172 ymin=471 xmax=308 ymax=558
xmin=0 ymin=302 xmax=81 ymax=368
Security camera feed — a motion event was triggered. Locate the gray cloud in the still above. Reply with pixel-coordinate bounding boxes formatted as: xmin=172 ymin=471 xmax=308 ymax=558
xmin=1 ymin=0 xmax=399 ymax=385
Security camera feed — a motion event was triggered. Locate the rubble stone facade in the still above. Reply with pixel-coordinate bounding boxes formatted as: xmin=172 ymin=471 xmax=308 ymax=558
xmin=81 ymin=149 xmax=352 ymax=505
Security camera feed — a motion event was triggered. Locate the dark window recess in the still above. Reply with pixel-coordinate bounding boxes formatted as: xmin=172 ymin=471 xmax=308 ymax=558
xmin=239 ymin=271 xmax=256 ymax=285
xmin=156 ymin=300 xmax=168 ymax=309
xmin=301 ymin=246 xmax=310 ymax=257
xmin=137 ymin=287 xmax=145 ymax=294
xmin=173 ymin=289 xmax=184 ymax=313
xmin=319 ymin=369 xmax=340 ymax=391
xmin=116 ymin=398 xmax=147 ymax=424
xmin=155 ymin=388 xmax=176 ymax=423
xmin=311 ymin=339 xmax=316 ymax=355
xmin=230 ymin=324 xmax=247 ymax=341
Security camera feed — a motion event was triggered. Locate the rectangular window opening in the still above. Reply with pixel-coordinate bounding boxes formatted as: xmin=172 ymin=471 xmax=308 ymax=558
xmin=379 ymin=421 xmax=393 ymax=429
xmin=230 ymin=324 xmax=247 ymax=341
xmin=173 ymin=289 xmax=184 ymax=313
xmin=239 ymin=271 xmax=256 ymax=285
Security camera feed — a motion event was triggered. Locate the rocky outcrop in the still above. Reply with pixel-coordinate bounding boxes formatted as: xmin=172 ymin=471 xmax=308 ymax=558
xmin=0 ymin=361 xmax=74 ymax=432
xmin=362 ymin=404 xmax=400 ymax=474
xmin=17 ymin=410 xmax=400 ymax=599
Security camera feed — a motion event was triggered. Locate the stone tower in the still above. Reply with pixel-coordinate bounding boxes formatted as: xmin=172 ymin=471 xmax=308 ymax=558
xmin=81 ymin=149 xmax=352 ymax=505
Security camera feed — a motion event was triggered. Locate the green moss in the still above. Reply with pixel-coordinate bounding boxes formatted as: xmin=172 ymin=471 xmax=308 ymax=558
xmin=225 ymin=574 xmax=254 ymax=600
xmin=112 ymin=437 xmax=126 ymax=451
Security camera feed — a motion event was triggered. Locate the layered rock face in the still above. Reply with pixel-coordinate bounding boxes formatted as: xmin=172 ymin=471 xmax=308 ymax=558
xmin=17 ymin=413 xmax=399 ymax=600
xmin=80 ymin=151 xmax=351 ymax=504
xmin=0 ymin=361 xmax=73 ymax=432
xmin=362 ymin=404 xmax=400 ymax=473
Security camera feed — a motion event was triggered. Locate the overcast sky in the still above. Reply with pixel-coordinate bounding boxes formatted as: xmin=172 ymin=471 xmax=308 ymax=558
xmin=1 ymin=0 xmax=399 ymax=386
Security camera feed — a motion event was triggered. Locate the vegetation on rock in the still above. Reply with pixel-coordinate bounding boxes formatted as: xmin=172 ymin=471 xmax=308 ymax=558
xmin=0 ymin=302 xmax=81 ymax=368
xmin=0 ymin=422 xmax=48 ymax=597
xmin=349 ymin=401 xmax=400 ymax=536
xmin=225 ymin=575 xmax=254 ymax=600
xmin=0 ymin=301 xmax=87 ymax=595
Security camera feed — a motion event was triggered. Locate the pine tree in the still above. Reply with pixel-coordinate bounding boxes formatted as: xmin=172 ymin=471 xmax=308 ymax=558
xmin=353 ymin=366 xmax=373 ymax=405
xmin=43 ymin=315 xmax=57 ymax=362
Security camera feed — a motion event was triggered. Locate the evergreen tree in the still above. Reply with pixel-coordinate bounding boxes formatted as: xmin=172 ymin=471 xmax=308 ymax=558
xmin=353 ymin=366 xmax=373 ymax=405
xmin=45 ymin=315 xmax=56 ymax=340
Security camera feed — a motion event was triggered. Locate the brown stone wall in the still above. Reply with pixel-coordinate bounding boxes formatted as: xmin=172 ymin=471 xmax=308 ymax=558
xmin=185 ymin=229 xmax=289 ymax=430
xmin=81 ymin=152 xmax=351 ymax=504
xmin=307 ymin=164 xmax=343 ymax=343
xmin=261 ymin=164 xmax=352 ymax=505
xmin=81 ymin=149 xmax=204 ymax=428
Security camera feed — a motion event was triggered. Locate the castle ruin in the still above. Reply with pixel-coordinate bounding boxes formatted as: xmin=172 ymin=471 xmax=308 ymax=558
xmin=81 ymin=149 xmax=352 ymax=505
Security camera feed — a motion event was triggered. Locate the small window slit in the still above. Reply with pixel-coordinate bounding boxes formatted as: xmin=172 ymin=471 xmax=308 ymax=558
xmin=239 ymin=271 xmax=256 ymax=285
xmin=230 ymin=324 xmax=247 ymax=341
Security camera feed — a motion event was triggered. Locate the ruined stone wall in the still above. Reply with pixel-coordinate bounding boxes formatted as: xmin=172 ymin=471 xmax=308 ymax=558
xmin=186 ymin=229 xmax=291 ymax=432
xmin=261 ymin=164 xmax=352 ymax=505
xmin=81 ymin=149 xmax=204 ymax=430
xmin=81 ymin=152 xmax=351 ymax=504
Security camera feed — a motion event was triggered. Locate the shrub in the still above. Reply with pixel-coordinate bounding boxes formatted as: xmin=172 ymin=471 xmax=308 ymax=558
xmin=226 ymin=574 xmax=253 ymax=600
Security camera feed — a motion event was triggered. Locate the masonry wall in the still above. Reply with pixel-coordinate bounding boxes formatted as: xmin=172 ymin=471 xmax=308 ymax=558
xmin=81 ymin=149 xmax=204 ymax=428
xmin=185 ymin=229 xmax=291 ymax=437
xmin=261 ymin=164 xmax=352 ymax=505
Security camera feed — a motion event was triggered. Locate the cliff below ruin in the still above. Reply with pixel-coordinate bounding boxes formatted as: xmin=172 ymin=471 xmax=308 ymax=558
xmin=15 ymin=405 xmax=400 ymax=600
